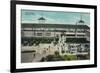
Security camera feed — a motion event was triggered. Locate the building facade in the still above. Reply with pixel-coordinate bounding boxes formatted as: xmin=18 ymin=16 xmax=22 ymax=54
xmin=21 ymin=23 xmax=89 ymax=39
xmin=21 ymin=22 xmax=90 ymax=56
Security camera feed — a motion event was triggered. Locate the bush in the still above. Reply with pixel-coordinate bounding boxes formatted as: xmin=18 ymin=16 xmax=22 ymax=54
xmin=44 ymin=55 xmax=56 ymax=61
xmin=35 ymin=42 xmax=40 ymax=46
xmin=61 ymin=50 xmax=65 ymax=53
xmin=54 ymin=51 xmax=59 ymax=56
xmin=66 ymin=38 xmax=89 ymax=43
xmin=63 ymin=55 xmax=77 ymax=61
xmin=41 ymin=55 xmax=64 ymax=61
xmin=40 ymin=57 xmax=47 ymax=62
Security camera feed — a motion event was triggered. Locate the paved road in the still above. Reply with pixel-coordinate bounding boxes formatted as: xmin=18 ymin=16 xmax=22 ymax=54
xmin=21 ymin=52 xmax=34 ymax=63
xmin=21 ymin=52 xmax=47 ymax=63
xmin=32 ymin=53 xmax=42 ymax=62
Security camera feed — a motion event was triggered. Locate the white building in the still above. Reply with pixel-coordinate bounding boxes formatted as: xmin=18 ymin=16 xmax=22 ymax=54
xmin=21 ymin=17 xmax=90 ymax=55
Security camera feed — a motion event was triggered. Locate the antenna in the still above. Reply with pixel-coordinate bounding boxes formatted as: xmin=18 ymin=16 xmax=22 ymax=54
xmin=80 ymin=14 xmax=82 ymax=20
xmin=41 ymin=11 xmax=43 ymax=18
xmin=78 ymin=14 xmax=84 ymax=24
xmin=38 ymin=11 xmax=46 ymax=23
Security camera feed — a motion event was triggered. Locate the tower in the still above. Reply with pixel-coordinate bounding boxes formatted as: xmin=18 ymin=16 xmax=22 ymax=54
xmin=38 ymin=12 xmax=46 ymax=24
xmin=78 ymin=14 xmax=85 ymax=25
xmin=38 ymin=17 xmax=46 ymax=24
xmin=75 ymin=14 xmax=85 ymax=38
xmin=37 ymin=12 xmax=46 ymax=38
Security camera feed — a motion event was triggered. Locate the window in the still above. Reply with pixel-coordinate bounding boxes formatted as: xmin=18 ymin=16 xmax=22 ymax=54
xmin=77 ymin=29 xmax=85 ymax=32
xmin=46 ymin=33 xmax=51 ymax=36
xmin=67 ymin=34 xmax=75 ymax=36
xmin=37 ymin=33 xmax=42 ymax=36
xmin=69 ymin=29 xmax=75 ymax=32
xmin=24 ymin=28 xmax=32 ymax=30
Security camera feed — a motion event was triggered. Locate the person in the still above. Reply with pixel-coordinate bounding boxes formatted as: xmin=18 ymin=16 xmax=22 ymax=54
xmin=33 ymin=53 xmax=35 ymax=58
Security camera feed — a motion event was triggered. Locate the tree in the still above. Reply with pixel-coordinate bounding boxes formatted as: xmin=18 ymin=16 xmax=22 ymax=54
xmin=55 ymin=51 xmax=59 ymax=56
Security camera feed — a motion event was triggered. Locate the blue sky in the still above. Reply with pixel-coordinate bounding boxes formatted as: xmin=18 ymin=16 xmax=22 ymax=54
xmin=21 ymin=10 xmax=90 ymax=25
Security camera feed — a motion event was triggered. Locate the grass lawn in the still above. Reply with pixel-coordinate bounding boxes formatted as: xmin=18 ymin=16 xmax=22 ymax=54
xmin=62 ymin=55 xmax=77 ymax=61
xmin=40 ymin=54 xmax=77 ymax=62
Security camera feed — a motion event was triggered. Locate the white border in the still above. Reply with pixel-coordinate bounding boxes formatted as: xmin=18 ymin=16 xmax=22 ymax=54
xmin=16 ymin=5 xmax=94 ymax=69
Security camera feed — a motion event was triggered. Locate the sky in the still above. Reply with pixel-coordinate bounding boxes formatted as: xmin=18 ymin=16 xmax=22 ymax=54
xmin=21 ymin=10 xmax=90 ymax=25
